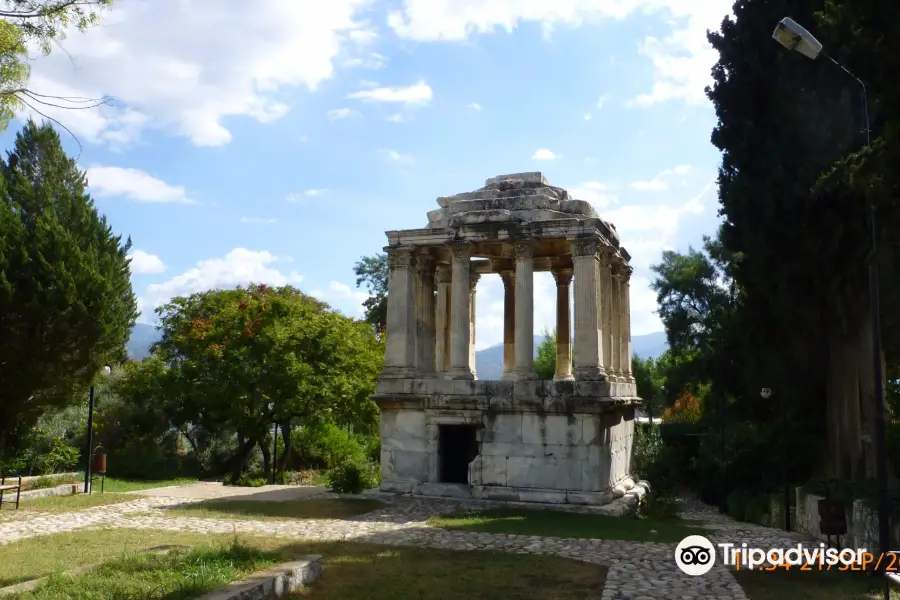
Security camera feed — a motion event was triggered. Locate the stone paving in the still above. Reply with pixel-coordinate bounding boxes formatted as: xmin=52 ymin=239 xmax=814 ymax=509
xmin=0 ymin=486 xmax=820 ymax=600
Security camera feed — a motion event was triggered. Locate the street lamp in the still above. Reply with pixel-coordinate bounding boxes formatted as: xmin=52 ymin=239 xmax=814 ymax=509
xmin=760 ymin=387 xmax=790 ymax=531
xmin=772 ymin=18 xmax=890 ymax=581
xmin=84 ymin=365 xmax=111 ymax=494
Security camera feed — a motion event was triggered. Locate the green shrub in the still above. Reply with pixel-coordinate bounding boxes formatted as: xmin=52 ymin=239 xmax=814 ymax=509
xmin=638 ymin=493 xmax=679 ymax=519
xmin=633 ymin=423 xmax=681 ymax=495
xmin=325 ymin=461 xmax=380 ymax=494
xmin=34 ymin=436 xmax=80 ymax=474
xmin=223 ymin=474 xmax=267 ymax=487
xmin=726 ymin=489 xmax=748 ymax=521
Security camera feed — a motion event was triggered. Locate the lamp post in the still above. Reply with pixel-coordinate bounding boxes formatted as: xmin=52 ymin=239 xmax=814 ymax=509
xmin=272 ymin=422 xmax=278 ymax=485
xmin=761 ymin=387 xmax=790 ymax=531
xmin=772 ymin=18 xmax=890 ymax=584
xmin=84 ymin=365 xmax=111 ymax=494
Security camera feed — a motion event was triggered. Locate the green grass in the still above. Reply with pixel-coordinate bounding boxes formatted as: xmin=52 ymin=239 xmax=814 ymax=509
xmin=287 ymin=542 xmax=608 ymax=600
xmin=427 ymin=508 xmax=711 ymax=543
xmin=735 ymin=567 xmax=900 ymax=599
xmin=159 ymin=498 xmax=384 ymax=521
xmin=5 ymin=540 xmax=280 ymax=599
xmin=4 ymin=493 xmax=139 ymax=513
xmin=100 ymin=477 xmax=197 ymax=493
xmin=0 ymin=530 xmax=608 ymax=600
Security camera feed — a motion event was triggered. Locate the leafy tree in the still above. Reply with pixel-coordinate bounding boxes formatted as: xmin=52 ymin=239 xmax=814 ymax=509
xmin=632 ymin=356 xmax=665 ymax=421
xmin=0 ymin=1 xmax=114 ymax=132
xmin=152 ymin=284 xmax=383 ymax=480
xmin=0 ymin=120 xmax=137 ymax=463
xmin=534 ymin=329 xmax=556 ymax=380
xmin=353 ymin=254 xmax=388 ymax=334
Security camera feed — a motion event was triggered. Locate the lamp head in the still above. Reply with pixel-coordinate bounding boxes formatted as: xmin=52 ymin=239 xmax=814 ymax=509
xmin=760 ymin=387 xmax=772 ymax=400
xmin=772 ymin=17 xmax=823 ymax=60
xmin=102 ymin=365 xmax=111 ymax=376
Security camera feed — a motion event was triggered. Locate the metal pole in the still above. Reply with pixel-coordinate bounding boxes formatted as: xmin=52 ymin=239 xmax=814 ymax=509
xmin=272 ymin=422 xmax=278 ymax=485
xmin=782 ymin=391 xmax=791 ymax=531
xmin=83 ymin=385 xmax=95 ymax=494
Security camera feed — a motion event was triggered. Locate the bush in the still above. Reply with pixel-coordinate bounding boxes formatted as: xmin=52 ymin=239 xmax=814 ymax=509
xmin=325 ymin=461 xmax=380 ymax=494
xmin=633 ymin=423 xmax=685 ymax=495
xmin=223 ymin=474 xmax=267 ymax=487
xmin=638 ymin=493 xmax=679 ymax=519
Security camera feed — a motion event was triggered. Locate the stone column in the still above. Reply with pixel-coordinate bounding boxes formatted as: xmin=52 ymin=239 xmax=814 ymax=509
xmin=571 ymin=238 xmax=603 ymax=380
xmin=381 ymin=246 xmax=416 ymax=378
xmin=609 ymin=262 xmax=623 ymax=381
xmin=469 ymin=271 xmax=481 ymax=378
xmin=447 ymin=243 xmax=475 ymax=379
xmin=552 ymin=268 xmax=574 ymax=381
xmin=434 ymin=265 xmax=452 ymax=374
xmin=598 ymin=248 xmax=613 ymax=376
xmin=416 ymin=254 xmax=436 ymax=376
xmin=513 ymin=241 xmax=536 ymax=380
xmin=621 ymin=265 xmax=634 ymax=382
xmin=499 ymin=270 xmax=516 ymax=380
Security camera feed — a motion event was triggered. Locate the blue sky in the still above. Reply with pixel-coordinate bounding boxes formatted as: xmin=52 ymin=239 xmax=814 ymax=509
xmin=3 ymin=0 xmax=733 ymax=350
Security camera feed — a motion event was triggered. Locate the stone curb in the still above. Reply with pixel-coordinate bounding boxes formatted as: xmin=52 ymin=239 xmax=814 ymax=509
xmin=194 ymin=556 xmax=323 ymax=600
xmin=0 ymin=544 xmax=190 ymax=596
xmin=18 ymin=483 xmax=80 ymax=501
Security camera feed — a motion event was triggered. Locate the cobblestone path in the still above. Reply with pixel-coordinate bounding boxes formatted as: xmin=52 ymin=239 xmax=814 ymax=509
xmin=0 ymin=490 xmax=818 ymax=600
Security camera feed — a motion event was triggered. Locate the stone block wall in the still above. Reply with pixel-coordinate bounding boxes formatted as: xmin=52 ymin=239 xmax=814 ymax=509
xmin=793 ymin=487 xmax=900 ymax=550
xmin=379 ymin=405 xmax=635 ymax=504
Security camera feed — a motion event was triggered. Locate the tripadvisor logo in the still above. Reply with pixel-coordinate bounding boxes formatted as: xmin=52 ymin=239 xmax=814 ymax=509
xmin=675 ymin=535 xmax=716 ymax=576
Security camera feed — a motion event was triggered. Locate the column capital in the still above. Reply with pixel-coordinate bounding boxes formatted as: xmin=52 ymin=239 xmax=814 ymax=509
xmin=386 ymin=246 xmax=415 ymax=268
xmin=551 ymin=268 xmax=573 ymax=286
xmin=621 ymin=265 xmax=633 ymax=283
xmin=449 ymin=242 xmax=474 ymax=262
xmin=512 ymin=240 xmax=534 ymax=259
xmin=597 ymin=246 xmax=616 ymax=266
xmin=469 ymin=271 xmax=481 ymax=291
xmin=435 ymin=264 xmax=452 ymax=284
xmin=416 ymin=253 xmax=435 ymax=270
xmin=570 ymin=237 xmax=600 ymax=257
xmin=499 ymin=269 xmax=515 ymax=288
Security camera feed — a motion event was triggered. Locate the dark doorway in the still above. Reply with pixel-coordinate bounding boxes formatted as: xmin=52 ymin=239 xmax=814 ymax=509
xmin=438 ymin=424 xmax=478 ymax=484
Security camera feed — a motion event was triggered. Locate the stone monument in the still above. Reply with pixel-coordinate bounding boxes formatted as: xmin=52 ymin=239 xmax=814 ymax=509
xmin=372 ymin=172 xmax=641 ymax=505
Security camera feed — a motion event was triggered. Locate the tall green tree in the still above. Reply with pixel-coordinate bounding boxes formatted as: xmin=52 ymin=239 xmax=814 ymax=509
xmin=0 ymin=1 xmax=114 ymax=131
xmin=533 ymin=329 xmax=556 ymax=380
xmin=0 ymin=119 xmax=137 ymax=462
xmin=353 ymin=254 xmax=388 ymax=334
xmin=152 ymin=284 xmax=383 ymax=480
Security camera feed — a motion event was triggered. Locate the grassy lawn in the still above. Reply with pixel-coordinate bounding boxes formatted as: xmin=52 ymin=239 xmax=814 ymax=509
xmin=735 ymin=568 xmax=900 ymax=599
xmin=159 ymin=498 xmax=384 ymax=521
xmin=427 ymin=508 xmax=711 ymax=543
xmin=101 ymin=477 xmax=197 ymax=493
xmin=5 ymin=541 xmax=280 ymax=599
xmin=0 ymin=529 xmax=607 ymax=599
xmin=4 ymin=493 xmax=140 ymax=513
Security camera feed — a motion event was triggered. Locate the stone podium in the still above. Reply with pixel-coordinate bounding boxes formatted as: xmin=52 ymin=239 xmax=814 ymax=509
xmin=372 ymin=172 xmax=641 ymax=506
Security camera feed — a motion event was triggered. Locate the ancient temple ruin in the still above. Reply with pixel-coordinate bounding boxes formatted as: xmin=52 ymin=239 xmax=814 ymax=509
xmin=372 ymin=172 xmax=641 ymax=505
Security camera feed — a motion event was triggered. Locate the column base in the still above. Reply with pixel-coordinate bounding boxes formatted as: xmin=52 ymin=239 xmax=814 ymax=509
xmin=573 ymin=366 xmax=607 ymax=381
xmin=500 ymin=372 xmax=517 ymax=381
xmin=510 ymin=369 xmax=537 ymax=381
xmin=553 ymin=374 xmax=576 ymax=382
xmin=445 ymin=367 xmax=475 ymax=380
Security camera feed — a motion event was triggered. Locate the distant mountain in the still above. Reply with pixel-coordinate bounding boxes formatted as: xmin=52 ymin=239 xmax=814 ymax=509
xmin=127 ymin=323 xmax=161 ymax=360
xmin=474 ymin=331 xmax=668 ymax=380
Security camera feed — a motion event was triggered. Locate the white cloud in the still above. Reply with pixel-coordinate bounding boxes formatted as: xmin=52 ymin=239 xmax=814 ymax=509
xmin=342 ymin=52 xmax=387 ymax=69
xmin=239 ymin=217 xmax=277 ymax=224
xmin=380 ymin=148 xmax=414 ymax=163
xmin=287 ymin=188 xmax=328 ymax=202
xmin=596 ymin=94 xmax=609 ymax=110
xmin=304 ymin=188 xmax=329 ymax=197
xmin=86 ymin=166 xmax=193 ymax=203
xmin=532 ymin=148 xmax=556 ymax=160
xmin=312 ymin=281 xmax=369 ymax=315
xmin=22 ymin=0 xmax=376 ymax=147
xmin=569 ymin=181 xmax=617 ymax=209
xmin=386 ymin=113 xmax=405 ymax=123
xmin=583 ymin=113 xmax=592 ymax=121
xmin=385 ymin=1 xmax=732 ymax=108
xmin=346 ymin=81 xmax=433 ymax=105
xmin=467 ymin=102 xmax=483 ymax=111
xmin=140 ymin=248 xmax=304 ymax=319
xmin=629 ymin=164 xmax=693 ymax=191
xmin=128 ymin=250 xmax=166 ymax=275
xmin=326 ymin=107 xmax=360 ymax=120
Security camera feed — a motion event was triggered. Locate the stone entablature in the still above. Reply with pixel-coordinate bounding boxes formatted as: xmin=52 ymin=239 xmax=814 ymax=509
xmin=374 ymin=172 xmax=640 ymax=507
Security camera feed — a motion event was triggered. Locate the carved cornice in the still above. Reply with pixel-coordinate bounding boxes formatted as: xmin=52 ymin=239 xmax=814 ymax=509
xmin=597 ymin=246 xmax=615 ymax=267
xmin=512 ymin=241 xmax=534 ymax=260
xmin=449 ymin=242 xmax=474 ymax=263
xmin=570 ymin=238 xmax=599 ymax=258
xmin=551 ymin=268 xmax=574 ymax=286
xmin=469 ymin=271 xmax=481 ymax=291
xmin=386 ymin=246 xmax=415 ymax=268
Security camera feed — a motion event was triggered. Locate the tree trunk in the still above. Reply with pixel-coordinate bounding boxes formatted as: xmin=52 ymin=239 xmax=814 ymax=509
xmin=225 ymin=432 xmax=256 ymax=482
xmin=260 ymin=438 xmax=271 ymax=480
xmin=276 ymin=421 xmax=292 ymax=475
